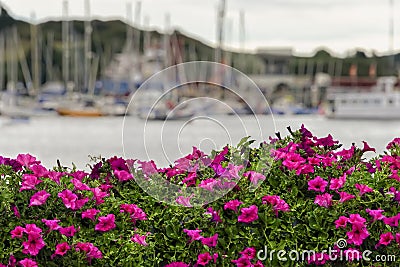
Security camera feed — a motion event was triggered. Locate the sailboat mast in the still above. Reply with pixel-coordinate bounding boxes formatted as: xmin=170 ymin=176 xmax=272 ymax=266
xmin=62 ymin=0 xmax=70 ymax=88
xmin=84 ymin=0 xmax=92 ymax=91
xmin=215 ymin=0 xmax=226 ymax=64
xmin=30 ymin=12 xmax=40 ymax=94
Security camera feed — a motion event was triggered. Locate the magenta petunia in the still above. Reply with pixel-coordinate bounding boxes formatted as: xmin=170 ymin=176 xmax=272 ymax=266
xmin=329 ymin=174 xmax=346 ymax=191
xmin=10 ymin=226 xmax=25 ymax=239
xmin=205 ymin=207 xmax=222 ymax=223
xmin=308 ymin=176 xmax=328 ymax=192
xmin=164 ymin=262 xmax=189 ymax=267
xmin=335 ymin=216 xmax=349 ymax=228
xmin=231 ymin=257 xmax=252 ymax=267
xmin=175 ymin=195 xmax=193 ymax=207
xmin=338 ymin=191 xmax=355 ymax=203
xmin=365 ymin=209 xmax=385 ymax=221
xmin=201 ymin=233 xmax=218 ymax=247
xmin=11 ymin=204 xmax=21 ymax=218
xmin=70 ymin=170 xmax=89 ymax=181
xmin=238 ymin=205 xmax=258 ymax=223
xmin=224 ymin=199 xmax=243 ymax=212
xmin=348 ymin=214 xmax=367 ymax=225
xmin=58 ymin=189 xmax=78 ymax=209
xmin=183 ymin=229 xmax=203 ymax=243
xmin=362 ymin=141 xmax=376 ymax=153
xmin=95 ymin=214 xmax=116 ymax=232
xmin=131 ymin=233 xmax=149 ymax=246
xmin=355 ymin=184 xmax=373 ymax=196
xmin=197 ymin=252 xmax=212 ymax=266
xmin=262 ymin=195 xmax=290 ymax=216
xmin=30 ymin=164 xmax=48 ymax=178
xmin=375 ymin=232 xmax=394 ymax=248
xmin=70 ymin=178 xmax=90 ymax=191
xmin=91 ymin=187 xmax=109 ymax=205
xmin=199 ymin=178 xmax=221 ymax=191
xmin=18 ymin=258 xmax=38 ymax=267
xmin=75 ymin=242 xmax=103 ymax=260
xmin=20 ymin=174 xmax=42 ymax=191
xmin=82 ymin=209 xmax=101 ymax=221
xmin=51 ymin=242 xmax=70 ymax=259
xmin=346 ymin=222 xmax=369 ymax=246
xmin=29 ymin=190 xmax=51 ymax=207
xmin=114 ymin=170 xmax=134 ymax=182
xmin=314 ymin=193 xmax=333 ymax=208
xmin=16 ymin=153 xmax=40 ymax=167
xmin=47 ymin=171 xmax=64 ymax=184
xmin=22 ymin=235 xmax=46 ymax=256
xmin=239 ymin=247 xmax=256 ymax=259
xmin=41 ymin=219 xmax=61 ymax=231
xmin=24 ymin=224 xmax=42 ymax=236
xmin=243 ymin=171 xmax=266 ymax=186
xmin=59 ymin=226 xmax=77 ymax=237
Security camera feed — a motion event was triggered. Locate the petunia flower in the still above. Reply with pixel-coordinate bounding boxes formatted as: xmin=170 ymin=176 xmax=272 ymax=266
xmin=131 ymin=233 xmax=150 ymax=246
xmin=355 ymin=184 xmax=373 ymax=196
xmin=41 ymin=219 xmax=61 ymax=231
xmin=29 ymin=190 xmax=51 ymax=207
xmin=238 ymin=205 xmax=258 ymax=223
xmin=20 ymin=174 xmax=42 ymax=191
xmin=308 ymin=176 xmax=328 ymax=192
xmin=22 ymin=235 xmax=46 ymax=256
xmin=314 ymin=193 xmax=333 ymax=208
xmin=95 ymin=214 xmax=116 ymax=232
xmin=10 ymin=226 xmax=25 ymax=239
xmin=201 ymin=233 xmax=218 ymax=247
xmin=59 ymin=226 xmax=77 ymax=237
xmin=197 ymin=252 xmax=212 ymax=266
xmin=51 ymin=242 xmax=70 ymax=259
xmin=224 ymin=199 xmax=242 ymax=212
xmin=183 ymin=229 xmax=203 ymax=243
xmin=375 ymin=232 xmax=394 ymax=248
xmin=82 ymin=209 xmax=101 ymax=221
xmin=18 ymin=258 xmax=38 ymax=267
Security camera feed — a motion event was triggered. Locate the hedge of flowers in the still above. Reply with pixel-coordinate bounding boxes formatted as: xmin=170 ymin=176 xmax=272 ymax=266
xmin=0 ymin=125 xmax=399 ymax=266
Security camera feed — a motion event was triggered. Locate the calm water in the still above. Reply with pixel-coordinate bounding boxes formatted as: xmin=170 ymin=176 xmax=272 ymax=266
xmin=1 ymin=114 xmax=399 ymax=169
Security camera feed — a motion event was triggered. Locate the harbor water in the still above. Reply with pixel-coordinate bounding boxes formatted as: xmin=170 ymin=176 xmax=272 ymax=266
xmin=1 ymin=114 xmax=399 ymax=169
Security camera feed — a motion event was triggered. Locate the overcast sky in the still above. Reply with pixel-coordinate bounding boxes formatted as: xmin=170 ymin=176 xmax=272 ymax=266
xmin=1 ymin=0 xmax=398 ymax=56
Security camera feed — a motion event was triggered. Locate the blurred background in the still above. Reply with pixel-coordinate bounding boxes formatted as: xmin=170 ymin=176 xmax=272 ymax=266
xmin=0 ymin=0 xmax=400 ymax=168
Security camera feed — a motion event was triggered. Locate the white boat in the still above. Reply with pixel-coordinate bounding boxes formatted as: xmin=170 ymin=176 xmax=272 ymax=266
xmin=324 ymin=76 xmax=400 ymax=119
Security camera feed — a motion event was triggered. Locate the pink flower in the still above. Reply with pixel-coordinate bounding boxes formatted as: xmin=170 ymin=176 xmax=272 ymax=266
xmin=308 ymin=176 xmax=328 ymax=192
xmin=10 ymin=226 xmax=25 ymax=239
xmin=362 ymin=141 xmax=376 ymax=153
xmin=51 ymin=242 xmax=70 ymax=258
xmin=239 ymin=247 xmax=256 ymax=259
xmin=346 ymin=223 xmax=369 ymax=246
xmin=231 ymin=257 xmax=252 ymax=267
xmin=366 ymin=209 xmax=385 ymax=221
xmin=131 ymin=233 xmax=149 ymax=246
xmin=164 ymin=262 xmax=189 ymax=267
xmin=70 ymin=170 xmax=89 ymax=181
xmin=282 ymin=153 xmax=305 ymax=170
xmin=183 ymin=229 xmax=203 ymax=243
xmin=24 ymin=224 xmax=42 ymax=236
xmin=348 ymin=214 xmax=366 ymax=225
xmin=58 ymin=189 xmax=78 ymax=209
xmin=344 ymin=248 xmax=362 ymax=261
xmin=11 ymin=204 xmax=20 ymax=218
xmin=205 ymin=207 xmax=222 ymax=223
xmin=41 ymin=219 xmax=61 ymax=231
xmin=95 ymin=214 xmax=116 ymax=232
xmin=18 ymin=258 xmax=38 ymax=267
xmin=30 ymin=164 xmax=48 ymax=178
xmin=59 ymin=226 xmax=77 ymax=237
xmin=114 ymin=170 xmax=134 ymax=182
xmin=329 ymin=174 xmax=346 ymax=191
xmin=75 ymin=242 xmax=103 ymax=260
xmin=383 ymin=214 xmax=400 ymax=227
xmin=20 ymin=174 xmax=42 ymax=191
xmin=29 ymin=190 xmax=51 ymax=207
xmin=82 ymin=209 xmax=101 ymax=221
xmin=16 ymin=153 xmax=40 ymax=167
xmin=224 ymin=199 xmax=243 ymax=212
xmin=396 ymin=233 xmax=400 ymax=245
xmin=47 ymin=171 xmax=63 ymax=184
xmin=375 ymin=232 xmax=394 ymax=248
xmin=22 ymin=235 xmax=46 ymax=256
xmin=335 ymin=216 xmax=349 ymax=228
xmin=254 ymin=260 xmax=265 ymax=267
xmin=91 ymin=187 xmax=109 ymax=205
xmin=296 ymin=163 xmax=314 ymax=175
xmin=137 ymin=160 xmax=158 ymax=176
xmin=199 ymin=178 xmax=221 ymax=191
xmin=70 ymin=178 xmax=90 ymax=191
xmin=176 ymin=195 xmax=193 ymax=207
xmin=201 ymin=233 xmax=218 ymax=247
xmin=262 ymin=195 xmax=290 ymax=216
xmin=197 ymin=252 xmax=212 ymax=266
xmin=243 ymin=171 xmax=266 ymax=186
xmin=238 ymin=205 xmax=258 ymax=223
xmin=355 ymin=184 xmax=373 ymax=196
xmin=338 ymin=191 xmax=355 ymax=203
xmin=314 ymin=193 xmax=333 ymax=208
xmin=73 ymin=197 xmax=89 ymax=210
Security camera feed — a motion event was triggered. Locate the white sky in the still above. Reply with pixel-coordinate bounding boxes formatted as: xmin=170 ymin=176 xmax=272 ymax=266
xmin=1 ymin=0 xmax=398 ymax=56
